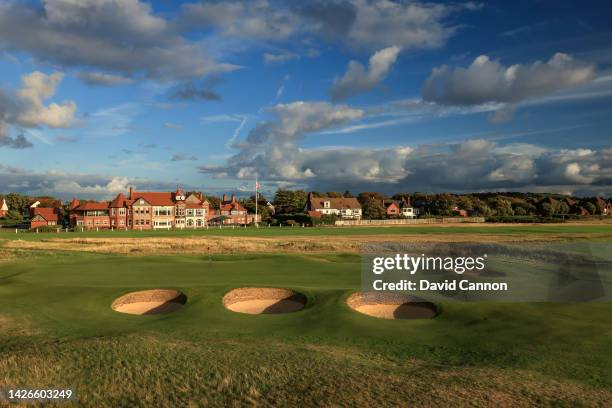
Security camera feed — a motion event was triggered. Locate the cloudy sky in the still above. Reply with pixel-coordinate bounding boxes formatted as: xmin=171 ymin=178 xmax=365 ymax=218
xmin=0 ymin=0 xmax=611 ymax=199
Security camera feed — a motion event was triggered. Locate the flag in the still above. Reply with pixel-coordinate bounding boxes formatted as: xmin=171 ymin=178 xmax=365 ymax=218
xmin=256 ymin=181 xmax=261 ymax=190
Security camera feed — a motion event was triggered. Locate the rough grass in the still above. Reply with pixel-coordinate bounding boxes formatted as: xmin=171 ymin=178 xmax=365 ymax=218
xmin=2 ymin=223 xmax=612 ymax=242
xmin=1 ymin=332 xmax=610 ymax=408
xmin=3 ymin=231 xmax=612 ymax=255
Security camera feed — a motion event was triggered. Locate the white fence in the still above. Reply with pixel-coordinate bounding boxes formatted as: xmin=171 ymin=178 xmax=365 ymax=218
xmin=335 ymin=217 xmax=485 ymax=226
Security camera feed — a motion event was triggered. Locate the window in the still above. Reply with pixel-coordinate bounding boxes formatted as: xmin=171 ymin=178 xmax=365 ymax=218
xmin=324 ymin=201 xmax=330 ymax=208
xmin=196 ymin=209 xmax=203 ymax=216
xmin=119 ymin=208 xmax=126 ymax=216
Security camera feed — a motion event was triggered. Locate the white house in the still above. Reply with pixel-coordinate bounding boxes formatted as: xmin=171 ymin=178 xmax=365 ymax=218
xmin=305 ymin=193 xmax=362 ymax=219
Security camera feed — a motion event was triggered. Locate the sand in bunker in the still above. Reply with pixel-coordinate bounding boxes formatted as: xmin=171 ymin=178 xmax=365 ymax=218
xmin=347 ymin=292 xmax=438 ymax=319
xmin=223 ymin=288 xmax=306 ymax=314
xmin=111 ymin=289 xmax=187 ymax=315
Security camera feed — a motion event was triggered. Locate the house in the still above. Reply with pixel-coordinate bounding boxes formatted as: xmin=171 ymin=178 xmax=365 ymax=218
xmin=70 ymin=200 xmax=111 ymax=229
xmin=304 ymin=193 xmax=362 ymax=219
xmin=24 ymin=198 xmax=63 ymax=229
xmin=452 ymin=206 xmax=468 ymax=217
xmin=382 ymin=199 xmax=417 ymax=218
xmin=68 ymin=187 xmax=219 ymax=230
xmin=29 ymin=207 xmax=61 ymax=229
xmin=217 ymin=194 xmax=260 ymax=225
xmin=184 ymin=191 xmax=210 ymax=228
xmin=0 ymin=198 xmax=8 ymax=218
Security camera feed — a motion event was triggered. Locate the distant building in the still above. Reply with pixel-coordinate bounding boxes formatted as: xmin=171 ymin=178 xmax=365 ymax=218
xmin=304 ymin=193 xmax=362 ymax=219
xmin=70 ymin=200 xmax=110 ymax=229
xmin=382 ymin=199 xmax=417 ymax=218
xmin=452 ymin=206 xmax=468 ymax=217
xmin=216 ymin=194 xmax=260 ymax=225
xmin=68 ymin=187 xmax=257 ymax=229
xmin=24 ymin=198 xmax=63 ymax=229
xmin=29 ymin=207 xmax=61 ymax=228
xmin=0 ymin=198 xmax=8 ymax=218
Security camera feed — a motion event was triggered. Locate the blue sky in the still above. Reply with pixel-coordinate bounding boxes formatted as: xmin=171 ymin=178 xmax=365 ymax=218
xmin=0 ymin=0 xmax=611 ymax=199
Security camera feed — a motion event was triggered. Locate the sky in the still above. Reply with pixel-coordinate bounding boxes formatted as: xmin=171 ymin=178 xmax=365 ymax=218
xmin=0 ymin=0 xmax=611 ymax=200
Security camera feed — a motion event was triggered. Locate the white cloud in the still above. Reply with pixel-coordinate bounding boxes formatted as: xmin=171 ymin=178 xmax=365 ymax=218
xmin=422 ymin=53 xmax=596 ymax=106
xmin=0 ymin=70 xmax=77 ymax=148
xmin=16 ymin=71 xmax=77 ymax=128
xmin=331 ymin=45 xmax=400 ymax=101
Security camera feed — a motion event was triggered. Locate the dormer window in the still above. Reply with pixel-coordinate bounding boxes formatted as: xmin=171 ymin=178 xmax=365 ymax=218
xmin=324 ymin=201 xmax=330 ymax=208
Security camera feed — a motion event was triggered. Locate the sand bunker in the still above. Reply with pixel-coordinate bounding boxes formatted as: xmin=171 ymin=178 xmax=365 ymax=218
xmin=223 ymin=287 xmax=306 ymax=314
xmin=111 ymin=289 xmax=187 ymax=315
xmin=347 ymin=292 xmax=438 ymax=319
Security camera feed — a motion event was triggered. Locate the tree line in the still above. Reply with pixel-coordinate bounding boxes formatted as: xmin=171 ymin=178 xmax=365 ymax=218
xmin=1 ymin=190 xmax=610 ymax=225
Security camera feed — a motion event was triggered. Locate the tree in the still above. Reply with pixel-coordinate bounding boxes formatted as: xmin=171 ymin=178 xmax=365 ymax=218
xmin=326 ymin=191 xmax=343 ymax=198
xmin=242 ymin=194 xmax=271 ymax=222
xmin=5 ymin=193 xmax=30 ymax=212
xmin=273 ymin=189 xmax=307 ymax=214
xmin=343 ymin=190 xmax=353 ymax=198
xmin=585 ymin=202 xmax=597 ymax=215
xmin=360 ymin=197 xmax=386 ymax=219
xmin=207 ymin=196 xmax=221 ymax=209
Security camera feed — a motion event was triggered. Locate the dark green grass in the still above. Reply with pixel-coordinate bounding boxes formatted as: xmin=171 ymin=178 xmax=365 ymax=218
xmin=1 ymin=223 xmax=612 ymax=241
xmin=1 ymin=252 xmax=611 ymax=406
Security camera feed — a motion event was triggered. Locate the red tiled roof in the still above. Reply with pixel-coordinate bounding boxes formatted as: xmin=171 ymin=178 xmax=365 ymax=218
xmin=132 ymin=192 xmax=175 ymax=206
xmin=32 ymin=207 xmax=59 ymax=222
xmin=220 ymin=201 xmax=246 ymax=212
xmin=109 ymin=192 xmax=128 ymax=208
xmin=76 ymin=201 xmax=109 ymax=211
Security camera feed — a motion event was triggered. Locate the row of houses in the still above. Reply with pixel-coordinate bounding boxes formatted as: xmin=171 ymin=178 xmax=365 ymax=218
xmin=67 ymin=188 xmax=261 ymax=230
xmin=3 ymin=190 xmax=419 ymax=229
xmin=304 ymin=193 xmax=418 ymax=219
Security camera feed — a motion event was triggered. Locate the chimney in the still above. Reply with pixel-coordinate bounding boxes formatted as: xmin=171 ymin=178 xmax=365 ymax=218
xmin=129 ymin=186 xmax=134 ymax=199
xmin=223 ymin=194 xmax=227 ymax=202
xmin=231 ymin=194 xmax=236 ymax=203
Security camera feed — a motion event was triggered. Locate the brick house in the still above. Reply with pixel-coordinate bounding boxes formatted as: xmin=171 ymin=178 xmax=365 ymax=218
xmin=68 ymin=187 xmax=247 ymax=229
xmin=184 ymin=192 xmax=210 ymax=228
xmin=70 ymin=200 xmax=111 ymax=229
xmin=216 ymin=194 xmax=260 ymax=225
xmin=29 ymin=207 xmax=61 ymax=228
xmin=382 ymin=199 xmax=417 ymax=218
xmin=25 ymin=198 xmax=63 ymax=228
xmin=304 ymin=193 xmax=362 ymax=219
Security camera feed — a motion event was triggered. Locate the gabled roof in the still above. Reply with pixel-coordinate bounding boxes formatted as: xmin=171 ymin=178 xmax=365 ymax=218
xmin=1 ymin=198 xmax=8 ymax=211
xmin=109 ymin=192 xmax=128 ymax=208
xmin=309 ymin=196 xmax=361 ymax=210
xmin=132 ymin=192 xmax=175 ymax=206
xmin=220 ymin=201 xmax=246 ymax=212
xmin=31 ymin=207 xmax=59 ymax=222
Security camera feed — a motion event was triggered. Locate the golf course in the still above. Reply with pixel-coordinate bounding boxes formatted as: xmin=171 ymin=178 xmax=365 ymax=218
xmin=1 ymin=224 xmax=611 ymax=406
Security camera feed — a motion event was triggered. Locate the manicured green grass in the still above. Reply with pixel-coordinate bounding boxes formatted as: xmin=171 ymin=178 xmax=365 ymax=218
xmin=2 ymin=223 xmax=612 ymax=241
xmin=1 ymin=251 xmax=611 ymax=406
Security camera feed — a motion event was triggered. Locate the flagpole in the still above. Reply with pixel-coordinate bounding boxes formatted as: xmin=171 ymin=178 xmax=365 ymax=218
xmin=255 ymin=174 xmax=258 ymax=227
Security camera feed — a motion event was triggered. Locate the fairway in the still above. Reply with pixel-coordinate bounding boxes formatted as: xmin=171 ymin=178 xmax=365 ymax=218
xmin=1 ymin=245 xmax=611 ymax=406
